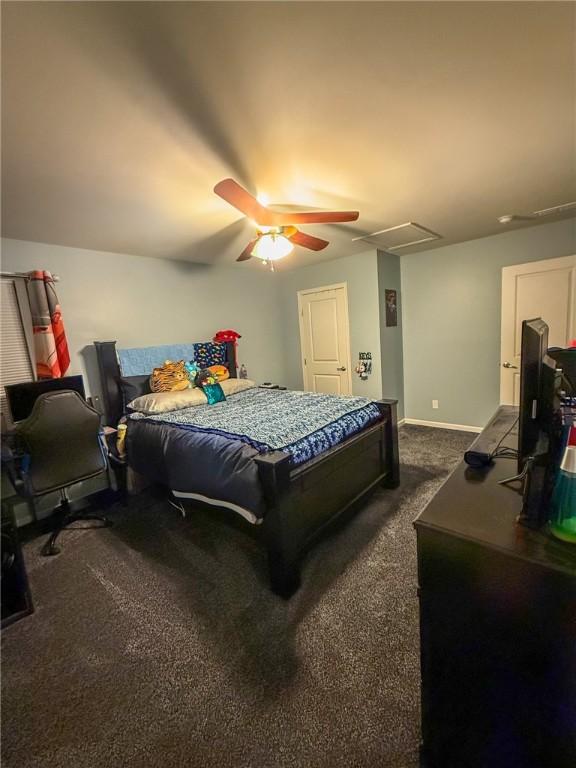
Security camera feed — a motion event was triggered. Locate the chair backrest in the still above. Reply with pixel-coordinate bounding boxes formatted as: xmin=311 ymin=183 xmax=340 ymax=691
xmin=16 ymin=390 xmax=106 ymax=496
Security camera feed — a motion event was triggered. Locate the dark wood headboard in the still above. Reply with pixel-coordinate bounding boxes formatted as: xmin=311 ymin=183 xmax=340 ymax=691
xmin=93 ymin=340 xmax=237 ymax=427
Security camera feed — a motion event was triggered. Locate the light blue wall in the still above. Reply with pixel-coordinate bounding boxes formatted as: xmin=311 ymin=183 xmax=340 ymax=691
xmin=377 ymin=250 xmax=404 ymax=419
xmin=7 ymin=217 xmax=574 ymax=436
xmin=1 ymin=238 xmax=286 ymax=398
xmin=401 ymin=219 xmax=576 ymax=428
xmin=279 ymin=250 xmax=384 ymax=399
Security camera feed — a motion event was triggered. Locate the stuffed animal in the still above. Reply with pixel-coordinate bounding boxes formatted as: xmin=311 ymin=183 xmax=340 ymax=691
xmin=207 ymin=364 xmax=230 ymax=382
xmin=150 ymin=360 xmax=191 ymax=393
xmin=194 ymin=368 xmax=226 ymax=405
xmin=185 ymin=361 xmax=201 ymax=386
xmin=194 ymin=368 xmax=219 ymax=387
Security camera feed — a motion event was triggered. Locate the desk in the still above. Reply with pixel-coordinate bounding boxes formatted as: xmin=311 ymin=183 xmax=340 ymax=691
xmin=414 ymin=407 xmax=576 ymax=768
xmin=1 ymin=502 xmax=33 ymax=629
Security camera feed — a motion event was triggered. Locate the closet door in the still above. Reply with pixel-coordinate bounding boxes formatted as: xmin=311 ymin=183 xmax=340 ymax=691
xmin=298 ymin=283 xmax=352 ymax=396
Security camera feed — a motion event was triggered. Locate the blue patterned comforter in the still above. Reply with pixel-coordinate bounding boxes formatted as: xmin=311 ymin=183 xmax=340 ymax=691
xmin=132 ymin=388 xmax=382 ymax=466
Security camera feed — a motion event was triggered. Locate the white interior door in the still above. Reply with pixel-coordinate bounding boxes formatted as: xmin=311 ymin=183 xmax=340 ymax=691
xmin=500 ymin=254 xmax=576 ymax=404
xmin=298 ymin=283 xmax=352 ymax=395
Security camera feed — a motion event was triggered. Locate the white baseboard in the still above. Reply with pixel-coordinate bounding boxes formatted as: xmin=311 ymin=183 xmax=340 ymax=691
xmin=398 ymin=418 xmax=406 ymax=427
xmin=402 ymin=418 xmax=483 ymax=433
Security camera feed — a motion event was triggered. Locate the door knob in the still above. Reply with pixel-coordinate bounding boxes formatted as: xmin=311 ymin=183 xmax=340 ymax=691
xmin=337 ymin=366 xmax=347 ymax=371
xmin=502 ymin=362 xmax=518 ymax=369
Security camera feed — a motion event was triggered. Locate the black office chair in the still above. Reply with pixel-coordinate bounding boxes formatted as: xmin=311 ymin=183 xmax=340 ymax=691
xmin=15 ymin=390 xmax=112 ymax=556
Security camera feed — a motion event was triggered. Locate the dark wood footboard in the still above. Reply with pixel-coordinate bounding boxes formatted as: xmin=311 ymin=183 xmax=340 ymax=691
xmin=255 ymin=400 xmax=399 ymax=597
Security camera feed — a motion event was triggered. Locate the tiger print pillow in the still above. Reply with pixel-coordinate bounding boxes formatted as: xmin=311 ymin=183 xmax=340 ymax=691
xmin=149 ymin=360 xmax=191 ymax=393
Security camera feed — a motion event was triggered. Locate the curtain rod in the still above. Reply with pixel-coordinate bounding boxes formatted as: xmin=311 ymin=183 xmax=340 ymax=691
xmin=1 ymin=271 xmax=60 ymax=282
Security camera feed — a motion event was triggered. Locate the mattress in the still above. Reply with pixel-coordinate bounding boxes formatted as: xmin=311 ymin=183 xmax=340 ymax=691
xmin=126 ymin=387 xmax=382 ymax=521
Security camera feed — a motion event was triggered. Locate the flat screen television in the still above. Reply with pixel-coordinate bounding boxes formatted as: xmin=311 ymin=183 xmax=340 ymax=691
xmin=5 ymin=375 xmax=85 ymax=424
xmin=517 ymin=319 xmax=557 ymax=471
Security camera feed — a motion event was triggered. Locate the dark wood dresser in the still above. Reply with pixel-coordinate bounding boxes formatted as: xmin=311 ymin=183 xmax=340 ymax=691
xmin=1 ymin=501 xmax=33 ymax=629
xmin=414 ymin=407 xmax=576 ymax=768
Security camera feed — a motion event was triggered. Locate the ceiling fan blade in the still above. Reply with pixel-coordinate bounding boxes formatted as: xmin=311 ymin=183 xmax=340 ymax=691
xmin=215 ymin=178 xmax=358 ymax=227
xmin=236 ymin=238 xmax=258 ymax=262
xmin=276 ymin=210 xmax=359 ymax=225
xmin=214 ymin=179 xmax=275 ymax=226
xmin=289 ymin=230 xmax=329 ymax=251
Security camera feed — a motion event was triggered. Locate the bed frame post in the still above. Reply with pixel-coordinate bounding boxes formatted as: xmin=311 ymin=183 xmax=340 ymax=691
xmin=224 ymin=341 xmax=237 ymax=378
xmin=377 ymin=399 xmax=400 ymax=488
xmin=94 ymin=340 xmax=123 ymax=428
xmin=254 ymin=451 xmax=299 ymax=598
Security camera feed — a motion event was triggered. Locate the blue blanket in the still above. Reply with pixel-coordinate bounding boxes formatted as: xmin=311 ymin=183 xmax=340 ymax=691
xmin=131 ymin=388 xmax=382 ymax=466
xmin=117 ymin=342 xmax=226 ymax=376
xmin=118 ymin=344 xmax=198 ymax=376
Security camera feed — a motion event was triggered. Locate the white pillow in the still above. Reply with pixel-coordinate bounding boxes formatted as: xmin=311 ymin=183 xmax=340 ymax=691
xmin=221 ymin=378 xmax=256 ymax=397
xmin=128 ymin=379 xmax=256 ymax=414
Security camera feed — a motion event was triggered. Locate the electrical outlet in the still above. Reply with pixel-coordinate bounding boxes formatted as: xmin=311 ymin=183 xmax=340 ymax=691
xmin=432 ymin=399 xmax=439 ymax=409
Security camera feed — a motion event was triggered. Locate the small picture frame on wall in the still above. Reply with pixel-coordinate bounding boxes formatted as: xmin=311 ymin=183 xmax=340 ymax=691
xmin=385 ymin=289 xmax=398 ymax=327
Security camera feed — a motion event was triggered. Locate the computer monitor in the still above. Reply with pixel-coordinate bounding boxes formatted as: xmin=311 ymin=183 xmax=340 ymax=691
xmin=5 ymin=375 xmax=85 ymax=423
xmin=548 ymin=347 xmax=576 ymax=395
xmin=517 ymin=319 xmax=557 ymax=471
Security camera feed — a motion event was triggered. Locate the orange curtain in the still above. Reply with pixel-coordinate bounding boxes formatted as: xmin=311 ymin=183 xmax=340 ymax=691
xmin=27 ymin=270 xmax=70 ymax=379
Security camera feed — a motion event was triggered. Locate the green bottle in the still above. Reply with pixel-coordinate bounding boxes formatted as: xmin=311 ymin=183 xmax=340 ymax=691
xmin=550 ymin=446 xmax=576 ymax=544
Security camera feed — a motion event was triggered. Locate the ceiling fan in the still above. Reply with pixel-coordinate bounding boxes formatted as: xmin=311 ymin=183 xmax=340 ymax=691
xmin=214 ymin=178 xmax=359 ymax=266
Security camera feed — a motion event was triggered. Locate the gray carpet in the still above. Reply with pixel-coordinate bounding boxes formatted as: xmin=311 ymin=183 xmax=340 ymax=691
xmin=2 ymin=426 xmax=474 ymax=768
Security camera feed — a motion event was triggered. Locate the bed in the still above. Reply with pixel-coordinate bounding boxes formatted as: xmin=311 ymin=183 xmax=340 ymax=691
xmin=94 ymin=340 xmax=399 ymax=597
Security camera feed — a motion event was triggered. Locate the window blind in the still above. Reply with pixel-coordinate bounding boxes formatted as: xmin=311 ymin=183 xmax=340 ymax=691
xmin=1 ymin=278 xmax=34 ymax=419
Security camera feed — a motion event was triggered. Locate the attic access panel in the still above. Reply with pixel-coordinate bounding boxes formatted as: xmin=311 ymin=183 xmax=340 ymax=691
xmin=352 ymin=222 xmax=442 ymax=251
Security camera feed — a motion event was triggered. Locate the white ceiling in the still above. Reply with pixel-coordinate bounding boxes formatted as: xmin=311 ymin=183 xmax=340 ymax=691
xmin=2 ymin=1 xmax=575 ymax=269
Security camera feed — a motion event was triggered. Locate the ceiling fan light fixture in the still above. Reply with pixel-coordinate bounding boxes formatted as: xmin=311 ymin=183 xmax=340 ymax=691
xmin=214 ymin=178 xmax=358 ymax=263
xmin=252 ymin=233 xmax=294 ymax=261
